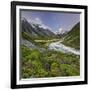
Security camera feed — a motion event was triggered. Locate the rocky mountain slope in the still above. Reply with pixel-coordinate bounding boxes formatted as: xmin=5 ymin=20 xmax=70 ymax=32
xmin=21 ymin=18 xmax=56 ymax=39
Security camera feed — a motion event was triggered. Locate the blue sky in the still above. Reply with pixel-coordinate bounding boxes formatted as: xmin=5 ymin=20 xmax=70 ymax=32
xmin=21 ymin=10 xmax=80 ymax=33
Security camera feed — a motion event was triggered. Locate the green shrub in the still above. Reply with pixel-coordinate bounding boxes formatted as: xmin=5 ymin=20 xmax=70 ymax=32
xmin=60 ymin=64 xmax=79 ymax=76
xmin=21 ymin=45 xmax=80 ymax=78
xmin=50 ymin=62 xmax=61 ymax=77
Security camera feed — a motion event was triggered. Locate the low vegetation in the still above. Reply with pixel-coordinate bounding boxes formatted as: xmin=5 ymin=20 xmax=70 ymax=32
xmin=21 ymin=45 xmax=80 ymax=78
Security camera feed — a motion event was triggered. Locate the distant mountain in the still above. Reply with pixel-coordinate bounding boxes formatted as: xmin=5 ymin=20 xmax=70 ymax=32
xmin=56 ymin=28 xmax=67 ymax=34
xmin=56 ymin=31 xmax=68 ymax=38
xmin=21 ymin=18 xmax=56 ymax=39
xmin=62 ymin=22 xmax=80 ymax=49
xmin=55 ymin=28 xmax=69 ymax=38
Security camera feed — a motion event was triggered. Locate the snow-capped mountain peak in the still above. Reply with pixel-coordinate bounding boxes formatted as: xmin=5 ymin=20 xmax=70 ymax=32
xmin=55 ymin=28 xmax=67 ymax=35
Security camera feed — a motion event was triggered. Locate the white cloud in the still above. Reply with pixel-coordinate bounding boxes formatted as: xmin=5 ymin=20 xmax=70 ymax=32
xmin=27 ymin=17 xmax=42 ymax=25
xmin=59 ymin=28 xmax=63 ymax=33
xmin=35 ymin=17 xmax=42 ymax=25
xmin=39 ymin=24 xmax=52 ymax=30
xmin=23 ymin=16 xmax=53 ymax=30
xmin=31 ymin=17 xmax=52 ymax=30
xmin=56 ymin=27 xmax=65 ymax=34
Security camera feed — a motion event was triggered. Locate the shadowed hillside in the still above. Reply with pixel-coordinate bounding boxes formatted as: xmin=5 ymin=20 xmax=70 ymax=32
xmin=62 ymin=22 xmax=80 ymax=49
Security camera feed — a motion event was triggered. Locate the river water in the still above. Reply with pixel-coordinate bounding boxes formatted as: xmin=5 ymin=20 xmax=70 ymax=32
xmin=48 ymin=41 xmax=80 ymax=55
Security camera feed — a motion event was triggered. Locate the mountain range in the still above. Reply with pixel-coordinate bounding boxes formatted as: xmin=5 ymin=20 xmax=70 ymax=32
xmin=21 ymin=18 xmax=56 ymax=39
